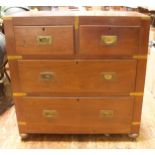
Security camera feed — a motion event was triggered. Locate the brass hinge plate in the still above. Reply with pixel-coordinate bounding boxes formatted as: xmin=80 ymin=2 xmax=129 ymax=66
xmin=133 ymin=55 xmax=147 ymax=59
xmin=74 ymin=16 xmax=79 ymax=30
xmin=13 ymin=93 xmax=27 ymax=97
xmin=130 ymin=92 xmax=144 ymax=96
xmin=8 ymin=55 xmax=23 ymax=60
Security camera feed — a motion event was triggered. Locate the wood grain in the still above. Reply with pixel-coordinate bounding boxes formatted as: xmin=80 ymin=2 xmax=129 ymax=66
xmin=3 ymin=18 xmax=16 ymax=55
xmin=79 ymin=25 xmax=140 ymax=57
xmin=131 ymin=18 xmax=150 ymax=134
xmin=16 ymin=60 xmax=136 ymax=95
xmin=3 ymin=11 xmax=150 ymax=137
xmin=13 ymin=16 xmax=74 ymax=26
xmin=79 ymin=16 xmax=142 ymax=26
xmin=0 ymin=89 xmax=154 ymax=148
xmin=14 ymin=97 xmax=134 ymax=134
xmin=14 ymin=26 xmax=74 ymax=56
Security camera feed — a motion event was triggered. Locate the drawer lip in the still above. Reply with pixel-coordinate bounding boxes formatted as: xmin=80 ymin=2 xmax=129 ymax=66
xmin=79 ymin=16 xmax=142 ymax=26
xmin=13 ymin=16 xmax=74 ymax=26
xmin=16 ymin=97 xmax=134 ymax=134
xmin=11 ymin=13 xmax=143 ymax=26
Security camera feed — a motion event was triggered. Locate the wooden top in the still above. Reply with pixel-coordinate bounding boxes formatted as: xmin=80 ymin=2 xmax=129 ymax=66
xmin=3 ymin=11 xmax=149 ymax=18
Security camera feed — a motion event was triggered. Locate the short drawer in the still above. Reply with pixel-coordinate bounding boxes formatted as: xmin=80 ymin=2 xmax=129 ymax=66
xmin=79 ymin=25 xmax=140 ymax=57
xmin=16 ymin=97 xmax=133 ymax=134
xmin=15 ymin=60 xmax=137 ymax=96
xmin=14 ymin=26 xmax=74 ymax=56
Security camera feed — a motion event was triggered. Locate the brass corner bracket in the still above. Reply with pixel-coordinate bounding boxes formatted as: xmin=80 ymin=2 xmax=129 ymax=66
xmin=13 ymin=93 xmax=27 ymax=97
xmin=141 ymin=16 xmax=151 ymax=20
xmin=2 ymin=16 xmax=12 ymax=20
xmin=18 ymin=122 xmax=27 ymax=126
xmin=130 ymin=92 xmax=144 ymax=96
xmin=132 ymin=122 xmax=140 ymax=125
xmin=8 ymin=55 xmax=23 ymax=61
xmin=133 ymin=55 xmax=147 ymax=59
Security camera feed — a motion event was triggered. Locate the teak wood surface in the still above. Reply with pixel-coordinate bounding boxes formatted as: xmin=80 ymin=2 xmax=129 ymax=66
xmin=15 ymin=97 xmax=134 ymax=134
xmin=3 ymin=11 xmax=150 ymax=137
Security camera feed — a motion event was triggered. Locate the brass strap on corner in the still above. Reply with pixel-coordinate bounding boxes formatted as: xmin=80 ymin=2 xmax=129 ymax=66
xmin=130 ymin=92 xmax=144 ymax=96
xmin=132 ymin=122 xmax=140 ymax=125
xmin=2 ymin=16 xmax=12 ymax=20
xmin=74 ymin=16 xmax=79 ymax=30
xmin=8 ymin=55 xmax=23 ymax=61
xmin=18 ymin=122 xmax=27 ymax=126
xmin=13 ymin=93 xmax=27 ymax=97
xmin=141 ymin=16 xmax=151 ymax=20
xmin=133 ymin=55 xmax=147 ymax=60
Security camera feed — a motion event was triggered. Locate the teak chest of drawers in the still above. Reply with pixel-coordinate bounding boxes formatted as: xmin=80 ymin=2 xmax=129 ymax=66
xmin=4 ymin=11 xmax=150 ymax=140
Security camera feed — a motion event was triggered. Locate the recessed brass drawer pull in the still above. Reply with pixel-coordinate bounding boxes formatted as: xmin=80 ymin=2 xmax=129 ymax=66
xmin=40 ymin=72 xmax=54 ymax=81
xmin=101 ymin=35 xmax=117 ymax=45
xmin=100 ymin=110 xmax=114 ymax=118
xmin=101 ymin=72 xmax=117 ymax=81
xmin=37 ymin=35 xmax=52 ymax=45
xmin=43 ymin=110 xmax=57 ymax=118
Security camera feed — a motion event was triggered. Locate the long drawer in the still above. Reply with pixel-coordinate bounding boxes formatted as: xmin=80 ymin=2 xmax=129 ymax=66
xmin=16 ymin=97 xmax=134 ymax=134
xmin=14 ymin=60 xmax=137 ymax=96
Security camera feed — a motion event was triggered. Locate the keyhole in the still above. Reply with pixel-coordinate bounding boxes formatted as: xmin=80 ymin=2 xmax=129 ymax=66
xmin=42 ymin=27 xmax=45 ymax=31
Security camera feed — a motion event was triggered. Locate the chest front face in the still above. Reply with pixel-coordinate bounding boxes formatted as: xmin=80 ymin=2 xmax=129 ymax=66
xmin=3 ymin=11 xmax=150 ymax=137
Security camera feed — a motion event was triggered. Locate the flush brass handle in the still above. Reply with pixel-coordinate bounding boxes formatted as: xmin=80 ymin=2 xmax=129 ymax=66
xmin=37 ymin=36 xmax=52 ymax=45
xmin=43 ymin=110 xmax=57 ymax=118
xmin=101 ymin=72 xmax=116 ymax=81
xmin=100 ymin=110 xmax=114 ymax=118
xmin=101 ymin=35 xmax=117 ymax=45
xmin=40 ymin=72 xmax=54 ymax=81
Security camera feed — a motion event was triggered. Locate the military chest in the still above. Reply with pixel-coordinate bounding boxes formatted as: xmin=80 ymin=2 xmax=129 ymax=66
xmin=3 ymin=11 xmax=150 ymax=139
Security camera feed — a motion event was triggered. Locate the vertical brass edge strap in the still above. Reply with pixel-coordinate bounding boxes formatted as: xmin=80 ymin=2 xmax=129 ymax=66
xmin=74 ymin=16 xmax=79 ymax=30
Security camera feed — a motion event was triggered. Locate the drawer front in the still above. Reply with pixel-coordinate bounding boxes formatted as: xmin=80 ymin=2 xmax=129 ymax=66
xmin=14 ymin=26 xmax=74 ymax=56
xmin=80 ymin=25 xmax=140 ymax=57
xmin=16 ymin=97 xmax=133 ymax=133
xmin=16 ymin=60 xmax=136 ymax=96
